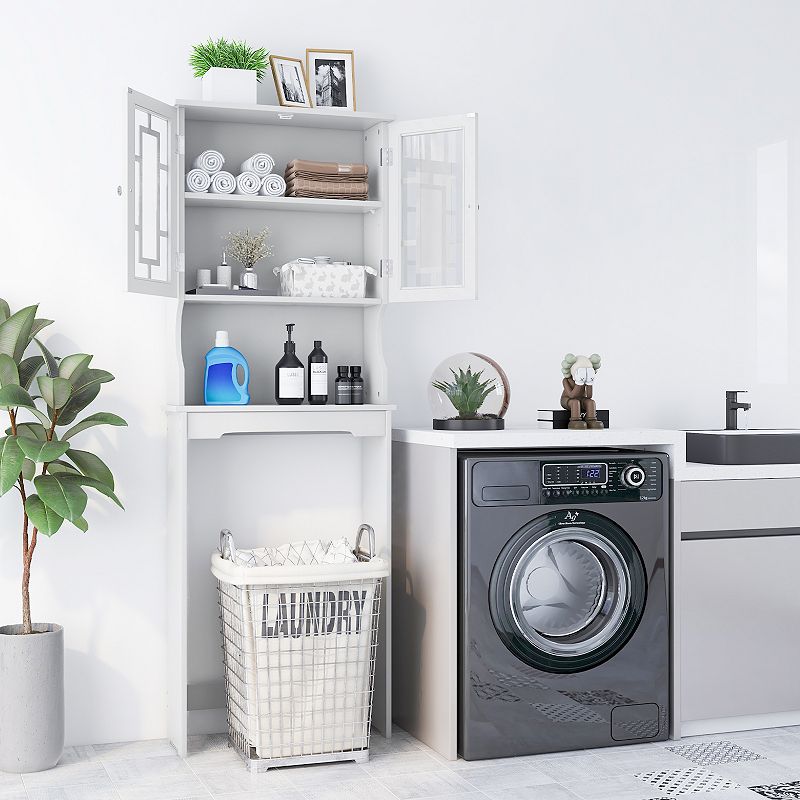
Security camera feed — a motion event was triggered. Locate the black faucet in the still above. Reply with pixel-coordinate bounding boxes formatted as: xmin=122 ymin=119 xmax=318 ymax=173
xmin=725 ymin=390 xmax=751 ymax=430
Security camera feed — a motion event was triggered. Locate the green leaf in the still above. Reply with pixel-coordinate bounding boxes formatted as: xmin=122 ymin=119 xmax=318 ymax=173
xmin=54 ymin=369 xmax=114 ymax=427
xmin=33 ymin=338 xmax=59 ymax=378
xmin=58 ymin=354 xmax=92 ymax=384
xmin=65 ymin=448 xmax=114 ymax=489
xmin=8 ymin=422 xmax=48 ymax=440
xmin=22 ymin=406 xmax=53 ymax=428
xmin=72 ymin=516 xmax=88 ymax=533
xmin=37 ymin=376 xmax=72 ymax=410
xmin=61 ymin=412 xmax=127 ymax=441
xmin=0 ymin=354 xmax=19 ymax=388
xmin=34 ymin=474 xmax=88 ymax=522
xmin=17 ymin=436 xmax=69 ymax=463
xmin=24 ymin=494 xmax=64 ymax=536
xmin=0 ymin=305 xmax=37 ymax=362
xmin=63 ymin=474 xmax=123 ymax=509
xmin=0 ymin=299 xmax=10 ymax=323
xmin=30 ymin=318 xmax=53 ymax=339
xmin=0 ymin=384 xmax=36 ymax=409
xmin=0 ymin=436 xmax=24 ymax=496
xmin=21 ymin=458 xmax=35 ymax=481
xmin=45 ymin=459 xmax=80 ymax=476
xmin=18 ymin=356 xmax=44 ymax=390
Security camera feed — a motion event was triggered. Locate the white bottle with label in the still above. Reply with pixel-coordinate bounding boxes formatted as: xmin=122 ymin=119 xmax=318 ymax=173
xmin=275 ymin=323 xmax=304 ymax=405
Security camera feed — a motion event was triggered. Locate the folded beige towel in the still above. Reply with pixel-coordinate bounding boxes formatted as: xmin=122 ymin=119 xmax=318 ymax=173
xmin=286 ymin=177 xmax=369 ymax=198
xmin=285 ymin=170 xmax=367 ymax=183
xmin=285 ymin=159 xmax=368 ymax=178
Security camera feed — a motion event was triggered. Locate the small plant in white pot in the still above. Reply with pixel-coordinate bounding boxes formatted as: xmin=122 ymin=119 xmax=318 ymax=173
xmin=0 ymin=299 xmax=126 ymax=773
xmin=190 ymin=37 xmax=269 ymax=104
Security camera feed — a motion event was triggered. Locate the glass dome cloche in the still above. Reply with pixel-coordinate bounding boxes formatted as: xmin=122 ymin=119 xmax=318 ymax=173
xmin=429 ymin=352 xmax=510 ymax=430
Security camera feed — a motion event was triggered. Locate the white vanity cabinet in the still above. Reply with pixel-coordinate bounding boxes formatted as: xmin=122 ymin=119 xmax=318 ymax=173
xmin=125 ymin=89 xmax=478 ymax=757
xmin=680 ymin=479 xmax=800 ymax=734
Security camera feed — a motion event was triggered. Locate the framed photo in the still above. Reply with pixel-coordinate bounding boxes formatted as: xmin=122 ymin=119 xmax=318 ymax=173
xmin=269 ymin=55 xmax=311 ymax=108
xmin=306 ymin=49 xmax=356 ymax=111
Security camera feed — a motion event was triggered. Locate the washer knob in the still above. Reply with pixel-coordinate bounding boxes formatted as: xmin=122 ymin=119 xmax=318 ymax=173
xmin=622 ymin=465 xmax=646 ymax=489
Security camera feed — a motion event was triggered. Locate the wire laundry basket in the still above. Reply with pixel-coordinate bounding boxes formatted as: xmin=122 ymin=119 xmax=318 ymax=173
xmin=212 ymin=525 xmax=388 ymax=772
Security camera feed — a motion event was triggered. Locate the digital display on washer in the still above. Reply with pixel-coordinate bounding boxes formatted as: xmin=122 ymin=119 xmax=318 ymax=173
xmin=542 ymin=463 xmax=608 ymax=487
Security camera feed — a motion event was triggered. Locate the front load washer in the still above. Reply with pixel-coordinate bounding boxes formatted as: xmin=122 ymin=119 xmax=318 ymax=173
xmin=459 ymin=449 xmax=669 ymax=760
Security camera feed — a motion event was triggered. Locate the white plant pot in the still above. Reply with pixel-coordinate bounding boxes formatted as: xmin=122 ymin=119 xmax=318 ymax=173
xmin=201 ymin=68 xmax=257 ymax=104
xmin=0 ymin=623 xmax=64 ymax=773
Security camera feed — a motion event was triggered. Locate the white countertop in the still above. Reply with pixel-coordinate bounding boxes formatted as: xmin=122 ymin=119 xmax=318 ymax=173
xmin=392 ymin=426 xmax=685 ymax=450
xmin=391 ymin=427 xmax=800 ymax=481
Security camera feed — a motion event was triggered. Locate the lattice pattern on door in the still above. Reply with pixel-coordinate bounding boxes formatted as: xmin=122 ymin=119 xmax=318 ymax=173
xmin=133 ymin=104 xmax=170 ymax=282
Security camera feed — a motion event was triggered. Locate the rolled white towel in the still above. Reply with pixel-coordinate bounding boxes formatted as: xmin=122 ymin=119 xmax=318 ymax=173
xmin=234 ymin=171 xmax=261 ymax=196
xmin=192 ymin=150 xmax=224 ymax=174
xmin=185 ymin=169 xmax=211 ymax=193
xmin=209 ymin=171 xmax=236 ymax=194
xmin=240 ymin=153 xmax=275 ymax=177
xmin=260 ymin=174 xmax=287 ymax=197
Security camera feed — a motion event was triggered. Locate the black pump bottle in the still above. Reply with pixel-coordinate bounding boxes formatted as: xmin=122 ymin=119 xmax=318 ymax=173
xmin=275 ymin=323 xmax=304 ymax=404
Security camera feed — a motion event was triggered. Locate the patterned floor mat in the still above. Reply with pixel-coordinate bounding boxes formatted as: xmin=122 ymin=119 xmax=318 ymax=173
xmin=635 ymin=767 xmax=739 ymax=794
xmin=749 ymin=782 xmax=800 ymax=799
xmin=667 ymin=740 xmax=763 ymax=766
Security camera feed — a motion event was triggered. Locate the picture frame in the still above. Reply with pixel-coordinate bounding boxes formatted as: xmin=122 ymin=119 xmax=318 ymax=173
xmin=306 ymin=49 xmax=356 ymax=111
xmin=269 ymin=55 xmax=311 ymax=108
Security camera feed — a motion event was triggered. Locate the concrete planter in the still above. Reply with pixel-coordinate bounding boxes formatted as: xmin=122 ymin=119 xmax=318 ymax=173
xmin=0 ymin=624 xmax=64 ymax=773
xmin=201 ymin=68 xmax=257 ymax=104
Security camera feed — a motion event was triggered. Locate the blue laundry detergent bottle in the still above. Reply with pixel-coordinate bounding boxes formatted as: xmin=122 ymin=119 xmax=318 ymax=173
xmin=204 ymin=330 xmax=250 ymax=405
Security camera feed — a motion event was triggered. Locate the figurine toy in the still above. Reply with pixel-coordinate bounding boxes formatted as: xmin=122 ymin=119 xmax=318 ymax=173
xmin=560 ymin=353 xmax=604 ymax=430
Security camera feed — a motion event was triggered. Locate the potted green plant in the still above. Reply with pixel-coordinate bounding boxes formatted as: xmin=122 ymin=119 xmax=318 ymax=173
xmin=0 ymin=299 xmax=126 ymax=773
xmin=429 ymin=352 xmax=509 ymax=430
xmin=190 ymin=37 xmax=269 ymax=104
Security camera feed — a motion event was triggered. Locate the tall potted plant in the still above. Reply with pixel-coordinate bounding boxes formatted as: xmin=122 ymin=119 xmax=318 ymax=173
xmin=0 ymin=299 xmax=126 ymax=773
xmin=190 ymin=38 xmax=269 ymax=104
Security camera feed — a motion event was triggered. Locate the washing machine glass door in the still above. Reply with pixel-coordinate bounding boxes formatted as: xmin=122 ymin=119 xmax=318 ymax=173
xmin=490 ymin=512 xmax=647 ymax=674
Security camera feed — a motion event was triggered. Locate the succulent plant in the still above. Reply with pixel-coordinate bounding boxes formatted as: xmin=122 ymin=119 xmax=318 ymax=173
xmin=432 ymin=366 xmax=497 ymax=419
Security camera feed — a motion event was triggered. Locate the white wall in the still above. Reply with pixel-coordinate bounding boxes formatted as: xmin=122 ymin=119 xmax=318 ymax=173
xmin=2 ymin=0 xmax=799 ymax=745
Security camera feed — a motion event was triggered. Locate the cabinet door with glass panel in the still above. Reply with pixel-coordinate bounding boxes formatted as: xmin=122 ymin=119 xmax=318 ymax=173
xmin=386 ymin=114 xmax=477 ymax=302
xmin=126 ymin=89 xmax=181 ymax=297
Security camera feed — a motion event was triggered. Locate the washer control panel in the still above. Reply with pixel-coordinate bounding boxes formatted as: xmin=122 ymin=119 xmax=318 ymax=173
xmin=541 ymin=458 xmax=662 ymax=503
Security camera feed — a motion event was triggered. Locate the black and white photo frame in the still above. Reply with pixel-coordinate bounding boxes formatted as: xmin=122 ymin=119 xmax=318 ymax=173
xmin=270 ymin=55 xmax=311 ymax=108
xmin=306 ymin=49 xmax=356 ymax=111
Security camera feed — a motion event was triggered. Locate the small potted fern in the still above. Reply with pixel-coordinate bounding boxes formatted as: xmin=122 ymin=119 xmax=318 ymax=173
xmin=429 ymin=352 xmax=510 ymax=431
xmin=190 ymin=38 xmax=270 ymax=104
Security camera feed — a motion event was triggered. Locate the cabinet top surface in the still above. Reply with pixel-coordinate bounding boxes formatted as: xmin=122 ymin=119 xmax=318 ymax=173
xmin=177 ymin=100 xmax=394 ymax=130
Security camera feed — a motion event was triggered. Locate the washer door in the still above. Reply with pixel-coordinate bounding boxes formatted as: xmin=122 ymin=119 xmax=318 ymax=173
xmin=489 ymin=511 xmax=647 ymax=674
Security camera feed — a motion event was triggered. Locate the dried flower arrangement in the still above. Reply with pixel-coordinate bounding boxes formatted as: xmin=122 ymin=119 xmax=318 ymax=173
xmin=223 ymin=228 xmax=273 ymax=269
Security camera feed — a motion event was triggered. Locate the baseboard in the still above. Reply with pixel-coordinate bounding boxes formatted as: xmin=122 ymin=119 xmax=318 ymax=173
xmin=187 ymin=708 xmax=227 ymax=735
xmin=681 ymin=710 xmax=800 ymax=737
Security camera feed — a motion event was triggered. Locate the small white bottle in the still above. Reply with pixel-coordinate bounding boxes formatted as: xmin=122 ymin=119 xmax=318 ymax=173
xmin=217 ymin=252 xmax=232 ymax=289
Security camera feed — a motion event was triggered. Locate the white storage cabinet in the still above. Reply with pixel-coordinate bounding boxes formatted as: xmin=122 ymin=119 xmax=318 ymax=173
xmin=126 ymin=89 xmax=478 ymax=756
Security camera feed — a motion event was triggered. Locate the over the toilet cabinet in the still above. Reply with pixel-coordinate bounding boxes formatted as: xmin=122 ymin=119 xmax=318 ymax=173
xmin=125 ymin=88 xmax=478 ymax=756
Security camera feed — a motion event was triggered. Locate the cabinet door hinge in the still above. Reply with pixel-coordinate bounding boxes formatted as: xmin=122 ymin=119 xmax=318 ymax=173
xmin=381 ymin=258 xmax=394 ymax=278
xmin=177 ymin=134 xmax=185 ymax=156
xmin=177 ymin=252 xmax=185 ymax=273
xmin=381 ymin=147 xmax=393 ymax=167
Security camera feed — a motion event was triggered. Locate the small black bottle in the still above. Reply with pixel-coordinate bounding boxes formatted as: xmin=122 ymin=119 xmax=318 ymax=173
xmin=335 ymin=366 xmax=352 ymax=405
xmin=275 ymin=323 xmax=304 ymax=405
xmin=307 ymin=340 xmax=328 ymax=405
xmin=350 ymin=365 xmax=364 ymax=405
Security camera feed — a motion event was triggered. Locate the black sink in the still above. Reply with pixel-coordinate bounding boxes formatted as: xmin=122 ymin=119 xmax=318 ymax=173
xmin=686 ymin=430 xmax=800 ymax=465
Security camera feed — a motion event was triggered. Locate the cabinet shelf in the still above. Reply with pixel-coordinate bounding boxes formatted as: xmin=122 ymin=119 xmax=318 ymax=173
xmin=177 ymin=100 xmax=394 ymax=130
xmin=168 ymin=404 xmax=394 ymax=440
xmin=184 ymin=293 xmax=381 ymax=307
xmin=184 ymin=192 xmax=382 ymax=214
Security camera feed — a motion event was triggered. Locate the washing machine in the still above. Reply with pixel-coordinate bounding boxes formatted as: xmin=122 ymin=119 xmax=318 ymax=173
xmin=459 ymin=449 xmax=669 ymax=760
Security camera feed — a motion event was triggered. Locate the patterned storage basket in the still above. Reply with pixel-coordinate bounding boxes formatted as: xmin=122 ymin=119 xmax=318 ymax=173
xmin=273 ymin=260 xmax=377 ymax=299
xmin=212 ymin=526 xmax=388 ymax=772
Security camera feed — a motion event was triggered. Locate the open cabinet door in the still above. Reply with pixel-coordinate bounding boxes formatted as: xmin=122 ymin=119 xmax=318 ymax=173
xmin=387 ymin=113 xmax=477 ymax=302
xmin=127 ymin=88 xmax=179 ymax=297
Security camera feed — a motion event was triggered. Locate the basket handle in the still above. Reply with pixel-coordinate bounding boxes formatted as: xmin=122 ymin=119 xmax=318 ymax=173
xmin=219 ymin=529 xmax=235 ymax=560
xmin=354 ymin=524 xmax=375 ymax=562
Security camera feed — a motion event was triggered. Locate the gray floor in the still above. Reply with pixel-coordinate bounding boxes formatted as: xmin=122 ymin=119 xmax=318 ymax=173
xmin=4 ymin=725 xmax=800 ymax=799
